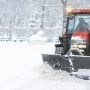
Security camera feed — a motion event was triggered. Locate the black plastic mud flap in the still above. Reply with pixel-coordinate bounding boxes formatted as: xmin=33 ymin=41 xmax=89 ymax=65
xmin=42 ymin=54 xmax=71 ymax=71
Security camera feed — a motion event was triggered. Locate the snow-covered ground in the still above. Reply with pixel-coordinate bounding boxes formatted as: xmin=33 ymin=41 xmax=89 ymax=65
xmin=0 ymin=42 xmax=90 ymax=90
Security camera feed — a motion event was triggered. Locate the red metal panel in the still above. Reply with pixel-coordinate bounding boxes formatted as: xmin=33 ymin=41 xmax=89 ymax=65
xmin=72 ymin=9 xmax=90 ymax=13
xmin=72 ymin=31 xmax=88 ymax=39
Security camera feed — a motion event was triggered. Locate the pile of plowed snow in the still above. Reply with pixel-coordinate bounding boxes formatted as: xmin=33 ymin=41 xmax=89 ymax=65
xmin=36 ymin=64 xmax=74 ymax=80
xmin=35 ymin=63 xmax=90 ymax=82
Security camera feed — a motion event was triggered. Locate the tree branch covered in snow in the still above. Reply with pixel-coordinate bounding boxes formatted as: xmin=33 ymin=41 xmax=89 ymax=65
xmin=61 ymin=0 xmax=67 ymax=5
xmin=0 ymin=0 xmax=89 ymax=41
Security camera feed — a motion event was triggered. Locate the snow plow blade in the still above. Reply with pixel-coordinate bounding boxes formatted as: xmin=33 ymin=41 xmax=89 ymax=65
xmin=42 ymin=54 xmax=90 ymax=71
xmin=71 ymin=56 xmax=90 ymax=69
xmin=42 ymin=54 xmax=70 ymax=71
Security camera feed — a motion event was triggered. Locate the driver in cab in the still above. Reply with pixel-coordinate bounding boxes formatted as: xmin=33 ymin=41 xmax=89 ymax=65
xmin=75 ymin=18 xmax=89 ymax=32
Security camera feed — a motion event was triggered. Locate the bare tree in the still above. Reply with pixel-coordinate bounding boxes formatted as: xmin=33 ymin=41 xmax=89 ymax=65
xmin=61 ymin=0 xmax=68 ymax=32
xmin=61 ymin=0 xmax=67 ymax=5
xmin=61 ymin=0 xmax=68 ymax=17
xmin=40 ymin=0 xmax=46 ymax=29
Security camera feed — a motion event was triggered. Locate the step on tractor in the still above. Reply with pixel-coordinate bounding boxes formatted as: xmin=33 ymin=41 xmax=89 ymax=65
xmin=42 ymin=8 xmax=90 ymax=72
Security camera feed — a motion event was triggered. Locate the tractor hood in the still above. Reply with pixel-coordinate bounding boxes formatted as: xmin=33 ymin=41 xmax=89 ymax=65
xmin=71 ymin=31 xmax=88 ymax=49
xmin=72 ymin=31 xmax=88 ymax=40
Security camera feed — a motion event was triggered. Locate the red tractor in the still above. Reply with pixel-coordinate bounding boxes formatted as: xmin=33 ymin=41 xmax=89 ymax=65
xmin=42 ymin=8 xmax=90 ymax=72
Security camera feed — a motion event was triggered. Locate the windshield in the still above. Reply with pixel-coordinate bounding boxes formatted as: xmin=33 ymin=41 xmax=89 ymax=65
xmin=67 ymin=14 xmax=90 ymax=34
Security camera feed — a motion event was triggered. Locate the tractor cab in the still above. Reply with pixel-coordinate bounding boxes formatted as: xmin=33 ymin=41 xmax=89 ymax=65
xmin=59 ymin=9 xmax=90 ymax=55
xmin=42 ymin=8 xmax=90 ymax=71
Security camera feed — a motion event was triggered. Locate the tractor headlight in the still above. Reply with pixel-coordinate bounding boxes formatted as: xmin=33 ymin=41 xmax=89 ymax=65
xmin=65 ymin=6 xmax=73 ymax=14
xmin=71 ymin=44 xmax=86 ymax=49
xmin=71 ymin=39 xmax=86 ymax=45
xmin=71 ymin=37 xmax=87 ymax=49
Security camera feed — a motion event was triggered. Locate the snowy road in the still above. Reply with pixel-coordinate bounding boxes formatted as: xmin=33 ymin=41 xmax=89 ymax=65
xmin=0 ymin=42 xmax=90 ymax=90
